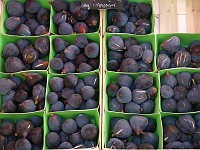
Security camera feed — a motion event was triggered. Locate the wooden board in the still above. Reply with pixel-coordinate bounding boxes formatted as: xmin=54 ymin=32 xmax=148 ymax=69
xmin=153 ymin=0 xmax=200 ymax=33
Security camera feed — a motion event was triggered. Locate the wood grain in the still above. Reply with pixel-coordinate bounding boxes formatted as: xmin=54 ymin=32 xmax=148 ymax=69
xmin=160 ymin=0 xmax=178 ymax=33
xmin=187 ymin=0 xmax=200 ymax=33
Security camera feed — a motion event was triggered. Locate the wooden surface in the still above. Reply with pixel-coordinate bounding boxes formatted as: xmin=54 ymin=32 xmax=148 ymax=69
xmin=153 ymin=0 xmax=200 ymax=33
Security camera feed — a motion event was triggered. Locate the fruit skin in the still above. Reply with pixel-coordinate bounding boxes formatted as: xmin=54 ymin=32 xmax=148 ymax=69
xmin=50 ymin=0 xmax=68 ymax=12
xmin=176 ymin=115 xmax=195 ymax=134
xmin=7 ymin=1 xmax=24 ymax=17
xmin=17 ymin=39 xmax=30 ymax=53
xmin=16 ymin=24 xmax=32 ymax=36
xmin=75 ymin=114 xmax=90 ymax=128
xmin=173 ymin=86 xmax=188 ymax=100
xmin=132 ymin=89 xmax=147 ymax=104
xmin=50 ymin=58 xmax=64 ymax=71
xmin=47 ymin=92 xmax=58 ymax=104
xmin=24 ymin=0 xmax=40 ymax=14
xmin=135 ymin=2 xmax=151 ymax=19
xmin=32 ymin=59 xmax=48 ymax=70
xmin=174 ymin=50 xmax=191 ymax=67
xmin=46 ymin=132 xmax=61 ymax=149
xmin=107 ymin=25 xmax=120 ymax=33
xmin=109 ymin=98 xmax=124 ymax=112
xmin=157 ymin=54 xmax=171 ymax=69
xmin=49 ymin=77 xmax=64 ymax=92
xmin=107 ymin=138 xmax=124 ymax=149
xmin=35 ymin=37 xmax=50 ymax=55
xmin=0 ymin=78 xmax=16 ymax=95
xmin=165 ymin=141 xmax=184 ymax=149
xmin=74 ymin=22 xmax=88 ymax=33
xmin=187 ymin=87 xmax=200 ymax=104
xmin=37 ymin=8 xmax=50 ymax=26
xmin=81 ymin=124 xmax=98 ymax=140
xmin=161 ymin=73 xmax=177 ymax=88
xmin=35 ymin=25 xmax=49 ymax=36
xmin=141 ymin=100 xmax=155 ymax=113
xmin=2 ymin=100 xmax=17 ymax=113
xmin=125 ymin=101 xmax=140 ymax=113
xmin=112 ymin=12 xmax=128 ymax=27
xmin=50 ymin=101 xmax=64 ymax=112
xmin=58 ymin=23 xmax=74 ymax=35
xmin=113 ymin=119 xmax=132 ymax=138
xmin=16 ymin=120 xmax=34 ymax=138
xmin=15 ymin=138 xmax=32 ymax=150
xmin=48 ymin=114 xmax=62 ymax=132
xmin=64 ymin=45 xmax=80 ymax=60
xmin=125 ymin=45 xmax=143 ymax=60
xmin=161 ymin=36 xmax=180 ymax=54
xmin=29 ymin=127 xmax=43 ymax=144
xmin=19 ymin=99 xmax=36 ymax=112
xmin=142 ymin=49 xmax=154 ymax=64
xmin=62 ymin=119 xmax=78 ymax=134
xmin=134 ymin=74 xmax=153 ymax=90
xmin=161 ymin=85 xmax=174 ymax=99
xmin=74 ymin=35 xmax=89 ymax=49
xmin=139 ymin=143 xmax=154 ymax=149
xmin=164 ymin=124 xmax=181 ymax=144
xmin=81 ymin=86 xmax=95 ymax=100
xmin=125 ymin=142 xmax=137 ymax=149
xmin=5 ymin=17 xmax=21 ymax=31
xmin=117 ymin=86 xmax=132 ymax=103
xmin=2 ymin=90 xmax=15 ymax=103
xmin=29 ymin=116 xmax=43 ymax=127
xmin=135 ymin=19 xmax=151 ymax=33
xmin=117 ymin=74 xmax=133 ymax=88
xmin=0 ymin=122 xmax=15 ymax=136
xmin=178 ymin=98 xmax=192 ymax=113
xmin=53 ymin=38 xmax=68 ymax=52
xmin=108 ymin=36 xmax=124 ymax=51
xmin=130 ymin=116 xmax=148 ymax=135
xmin=107 ymin=60 xmax=119 ymax=71
xmin=142 ymin=132 xmax=159 ymax=148
xmin=85 ymin=99 xmax=98 ymax=109
xmin=120 ymin=58 xmax=139 ymax=72
xmin=121 ymin=22 xmax=136 ymax=34
xmin=84 ymin=43 xmax=99 ymax=59
xmin=162 ymin=98 xmax=177 ymax=112
xmin=68 ymin=94 xmax=83 ymax=109
xmin=74 ymin=6 xmax=88 ymax=21
xmin=194 ymin=114 xmax=200 ymax=128
xmin=22 ymin=45 xmax=39 ymax=64
xmin=25 ymin=18 xmax=40 ymax=35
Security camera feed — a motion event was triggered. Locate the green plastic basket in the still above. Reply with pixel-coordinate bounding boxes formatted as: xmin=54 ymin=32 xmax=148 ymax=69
xmin=50 ymin=0 xmax=100 ymax=35
xmin=104 ymin=0 xmax=155 ymax=34
xmin=156 ymin=33 xmax=200 ymax=71
xmin=159 ymin=68 xmax=200 ymax=113
xmin=105 ymin=71 xmax=160 ymax=114
xmin=105 ymin=33 xmax=157 ymax=73
xmin=49 ymin=33 xmax=101 ymax=74
xmin=44 ymin=109 xmax=100 ymax=149
xmin=1 ymin=0 xmax=51 ymax=36
xmin=0 ymin=34 xmax=49 ymax=73
xmin=46 ymin=71 xmax=100 ymax=113
xmin=161 ymin=111 xmax=200 ymax=148
xmin=0 ymin=111 xmax=45 ymax=149
xmin=0 ymin=70 xmax=48 ymax=114
xmin=103 ymin=111 xmax=163 ymax=149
